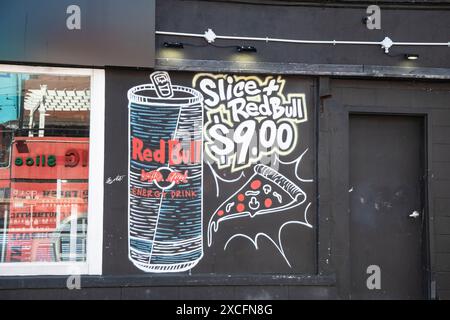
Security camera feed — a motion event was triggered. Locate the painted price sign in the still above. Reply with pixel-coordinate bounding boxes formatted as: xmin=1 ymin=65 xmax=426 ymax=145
xmin=104 ymin=70 xmax=316 ymax=275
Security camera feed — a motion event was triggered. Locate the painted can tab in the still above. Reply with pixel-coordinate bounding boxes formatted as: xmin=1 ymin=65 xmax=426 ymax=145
xmin=150 ymin=71 xmax=174 ymax=98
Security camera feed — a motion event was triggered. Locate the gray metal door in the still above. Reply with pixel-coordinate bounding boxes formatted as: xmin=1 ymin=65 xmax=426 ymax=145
xmin=349 ymin=114 xmax=426 ymax=299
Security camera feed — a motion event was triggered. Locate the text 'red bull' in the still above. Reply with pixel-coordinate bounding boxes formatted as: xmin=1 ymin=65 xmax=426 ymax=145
xmin=132 ymin=137 xmax=201 ymax=165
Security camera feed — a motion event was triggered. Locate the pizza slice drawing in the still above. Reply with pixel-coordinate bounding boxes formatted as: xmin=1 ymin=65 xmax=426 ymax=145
xmin=207 ymin=164 xmax=307 ymax=247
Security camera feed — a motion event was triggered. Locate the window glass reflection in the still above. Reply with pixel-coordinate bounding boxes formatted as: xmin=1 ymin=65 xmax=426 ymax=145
xmin=0 ymin=73 xmax=90 ymax=263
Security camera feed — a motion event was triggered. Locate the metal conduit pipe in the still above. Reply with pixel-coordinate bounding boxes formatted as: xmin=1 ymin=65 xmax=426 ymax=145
xmin=156 ymin=29 xmax=450 ymax=53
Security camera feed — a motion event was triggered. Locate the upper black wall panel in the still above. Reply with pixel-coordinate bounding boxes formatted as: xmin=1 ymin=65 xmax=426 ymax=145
xmin=156 ymin=0 xmax=450 ymax=68
xmin=0 ymin=0 xmax=155 ymax=67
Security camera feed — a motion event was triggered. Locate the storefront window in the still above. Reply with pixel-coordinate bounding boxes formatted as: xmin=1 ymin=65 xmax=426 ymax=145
xmin=0 ymin=65 xmax=104 ymax=275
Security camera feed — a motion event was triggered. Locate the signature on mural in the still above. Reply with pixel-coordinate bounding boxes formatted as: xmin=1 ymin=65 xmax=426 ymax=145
xmin=106 ymin=174 xmax=126 ymax=185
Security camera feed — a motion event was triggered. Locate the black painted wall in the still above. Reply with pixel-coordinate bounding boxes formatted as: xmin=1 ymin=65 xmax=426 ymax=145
xmin=2 ymin=75 xmax=450 ymax=300
xmin=1 ymin=76 xmax=450 ymax=300
xmin=0 ymin=0 xmax=450 ymax=300
xmin=319 ymin=78 xmax=450 ymax=299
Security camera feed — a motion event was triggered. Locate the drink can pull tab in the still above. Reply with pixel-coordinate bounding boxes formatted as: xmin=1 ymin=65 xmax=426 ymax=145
xmin=150 ymin=71 xmax=174 ymax=99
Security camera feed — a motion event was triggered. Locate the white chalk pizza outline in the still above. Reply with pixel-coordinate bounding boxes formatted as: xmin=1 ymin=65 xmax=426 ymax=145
xmin=207 ymin=164 xmax=307 ymax=247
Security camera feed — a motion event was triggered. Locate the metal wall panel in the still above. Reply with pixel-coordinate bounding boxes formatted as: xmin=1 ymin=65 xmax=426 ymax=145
xmin=0 ymin=0 xmax=155 ymax=67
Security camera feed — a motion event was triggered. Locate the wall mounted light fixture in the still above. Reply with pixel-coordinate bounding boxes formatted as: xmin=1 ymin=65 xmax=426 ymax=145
xmin=236 ymin=46 xmax=257 ymax=53
xmin=163 ymin=42 xmax=184 ymax=49
xmin=405 ymin=54 xmax=419 ymax=61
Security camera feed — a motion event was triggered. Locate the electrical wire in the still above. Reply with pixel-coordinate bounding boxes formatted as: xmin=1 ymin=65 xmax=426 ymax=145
xmin=156 ymin=29 xmax=450 ymax=53
xmin=182 ymin=42 xmax=209 ymax=48
xmin=208 ymin=43 xmax=240 ymax=49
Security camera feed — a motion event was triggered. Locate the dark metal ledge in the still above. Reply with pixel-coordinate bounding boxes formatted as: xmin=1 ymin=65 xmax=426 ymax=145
xmin=193 ymin=0 xmax=450 ymax=10
xmin=0 ymin=274 xmax=336 ymax=290
xmin=156 ymin=58 xmax=450 ymax=80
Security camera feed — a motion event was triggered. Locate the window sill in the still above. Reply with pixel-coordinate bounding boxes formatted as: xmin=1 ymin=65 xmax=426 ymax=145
xmin=0 ymin=262 xmax=95 ymax=276
xmin=0 ymin=273 xmax=336 ymax=289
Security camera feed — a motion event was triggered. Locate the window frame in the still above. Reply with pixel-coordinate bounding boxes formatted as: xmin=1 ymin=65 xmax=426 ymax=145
xmin=0 ymin=64 xmax=104 ymax=276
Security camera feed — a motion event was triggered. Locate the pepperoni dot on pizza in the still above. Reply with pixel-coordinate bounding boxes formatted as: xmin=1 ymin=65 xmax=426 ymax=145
xmin=237 ymin=194 xmax=245 ymax=202
xmin=236 ymin=203 xmax=245 ymax=212
xmin=264 ymin=198 xmax=273 ymax=208
xmin=217 ymin=210 xmax=224 ymax=217
xmin=250 ymin=180 xmax=261 ymax=190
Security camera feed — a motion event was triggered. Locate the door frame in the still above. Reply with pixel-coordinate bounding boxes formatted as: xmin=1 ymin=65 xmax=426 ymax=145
xmin=320 ymin=100 xmax=434 ymax=299
xmin=348 ymin=110 xmax=431 ymax=299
